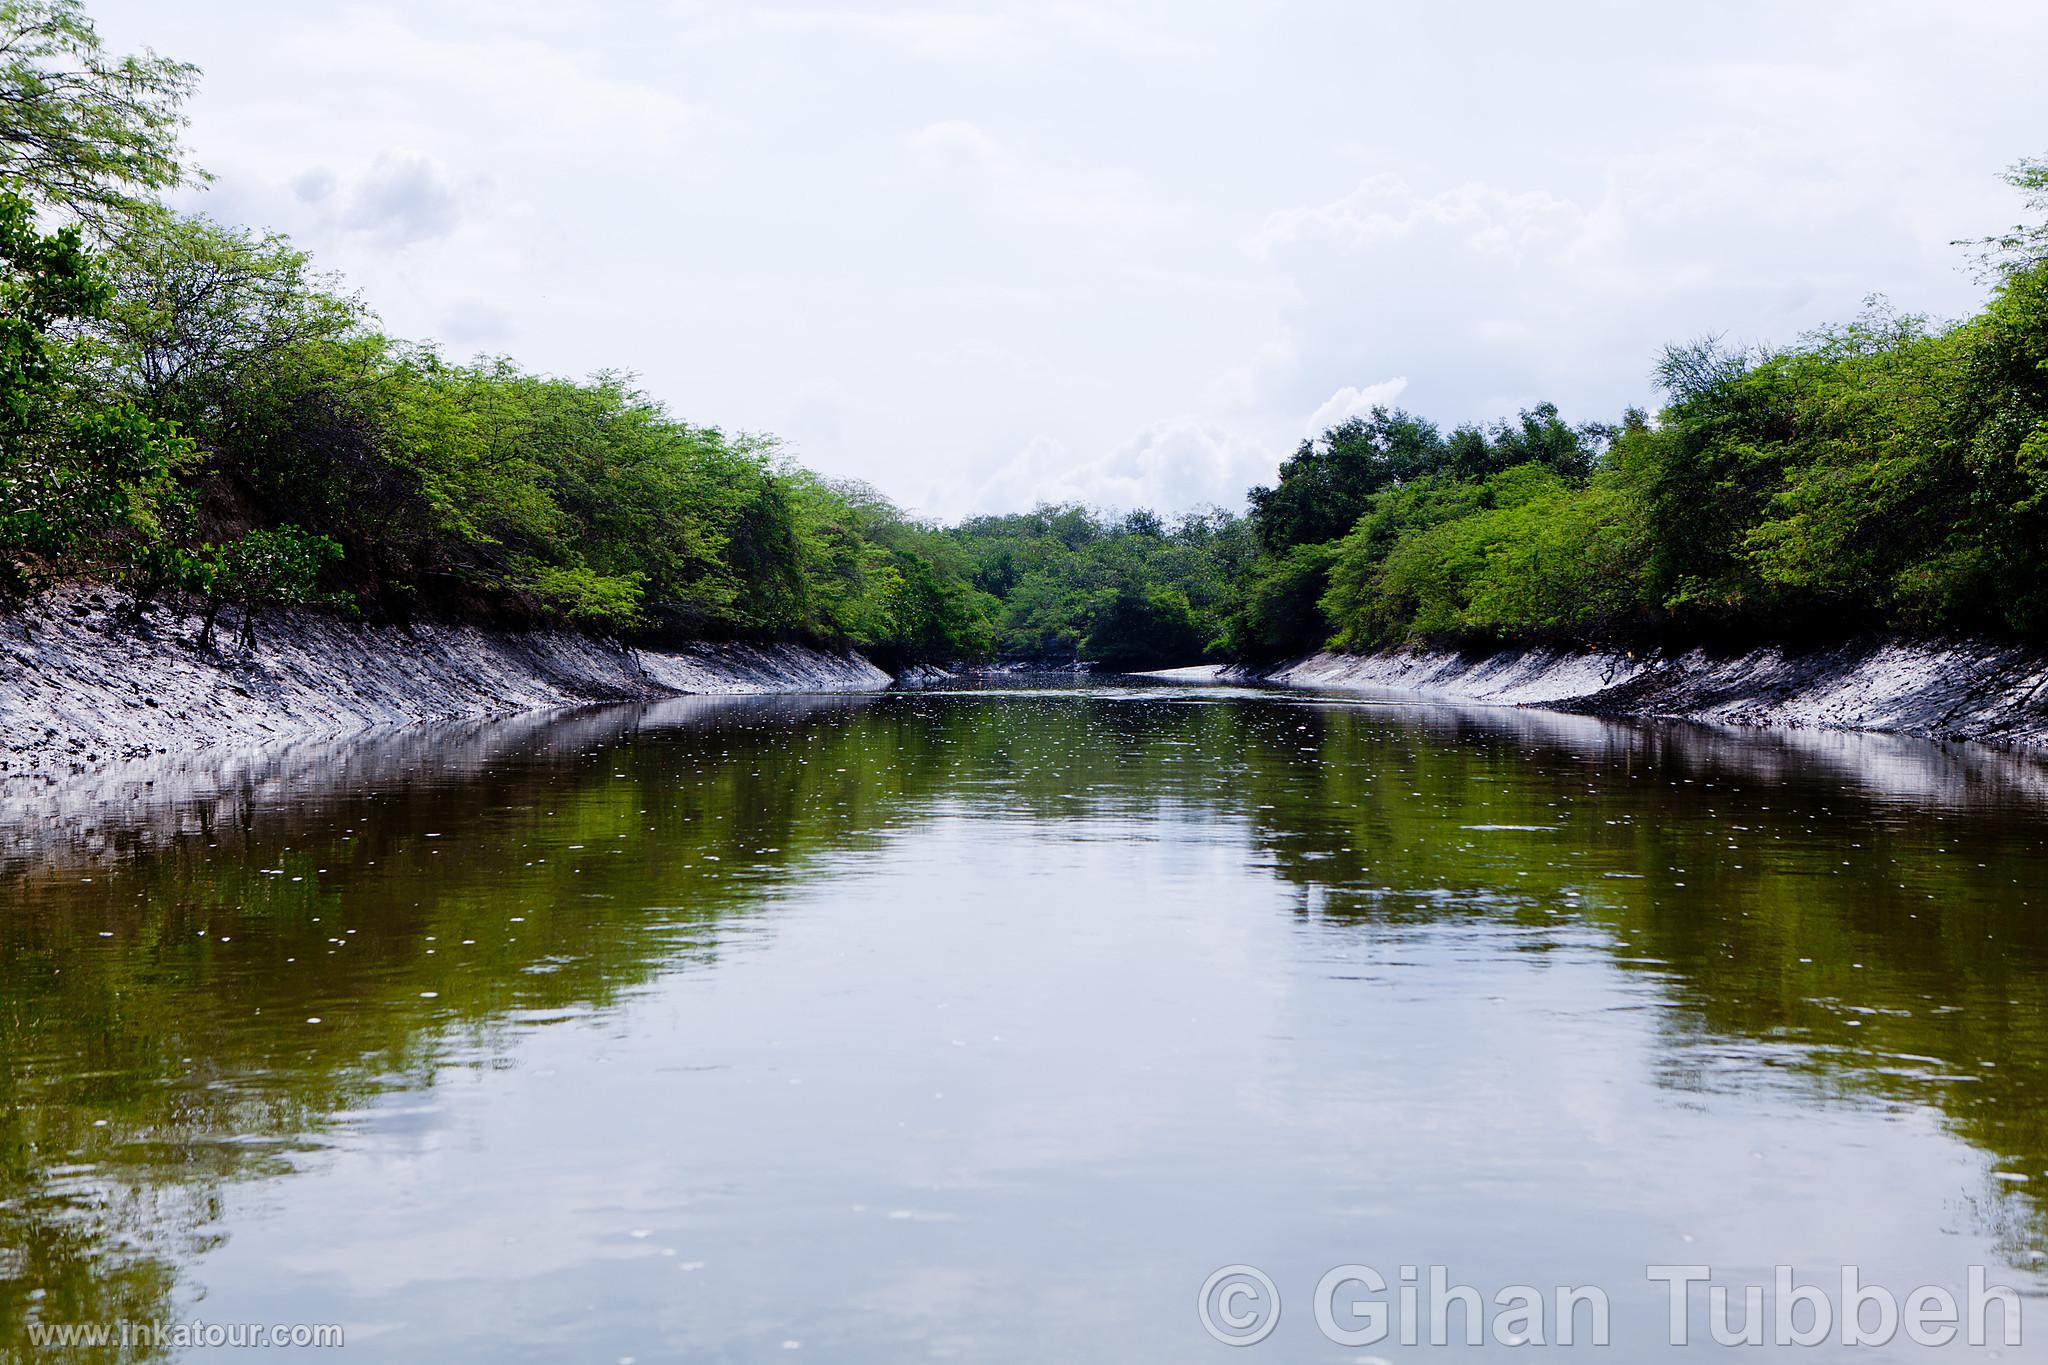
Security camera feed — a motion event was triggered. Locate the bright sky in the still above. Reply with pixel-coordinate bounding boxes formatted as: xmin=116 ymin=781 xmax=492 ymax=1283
xmin=94 ymin=0 xmax=2048 ymax=519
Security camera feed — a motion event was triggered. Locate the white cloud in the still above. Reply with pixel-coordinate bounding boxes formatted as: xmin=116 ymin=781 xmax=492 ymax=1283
xmin=292 ymin=167 xmax=336 ymax=204
xmin=961 ymin=417 xmax=1277 ymax=516
xmin=756 ymin=9 xmax=1021 ymax=60
xmin=1305 ymin=378 xmax=1410 ymax=437
xmin=334 ymin=152 xmax=468 ymax=246
xmin=89 ymin=0 xmax=2048 ymax=520
xmin=756 ymin=6 xmax=1207 ymax=61
xmin=1242 ymin=114 xmax=2013 ymax=431
xmin=908 ymin=120 xmax=1002 ymax=164
xmin=903 ymin=118 xmax=1170 ymax=232
xmin=1257 ymin=175 xmax=1585 ymax=264
xmin=439 ymin=298 xmax=517 ymax=350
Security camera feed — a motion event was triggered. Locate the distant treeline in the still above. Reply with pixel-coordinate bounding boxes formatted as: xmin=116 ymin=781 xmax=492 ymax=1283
xmin=2 ymin=1 xmax=2044 ymax=670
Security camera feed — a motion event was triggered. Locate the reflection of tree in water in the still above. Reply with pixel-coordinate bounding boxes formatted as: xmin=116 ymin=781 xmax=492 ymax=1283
xmin=0 ymin=694 xmax=954 ymax=1357
xmin=1232 ymin=701 xmax=2048 ymax=1264
xmin=5 ymin=689 xmax=2048 ymax=1356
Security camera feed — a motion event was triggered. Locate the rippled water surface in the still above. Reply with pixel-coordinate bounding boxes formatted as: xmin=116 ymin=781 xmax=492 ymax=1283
xmin=4 ymin=682 xmax=2048 ymax=1360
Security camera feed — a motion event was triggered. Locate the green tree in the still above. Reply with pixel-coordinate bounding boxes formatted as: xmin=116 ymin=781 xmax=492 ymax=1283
xmin=0 ymin=180 xmax=183 ymax=581
xmin=193 ymin=524 xmax=345 ymax=649
xmin=1082 ymin=585 xmax=1204 ymax=670
xmin=0 ymin=0 xmax=202 ymax=229
xmin=1247 ymin=408 xmax=1445 ymax=554
xmin=1962 ymin=156 xmax=2048 ymax=279
xmin=68 ymin=210 xmax=363 ymax=423
xmin=1223 ymin=542 xmax=1338 ymax=660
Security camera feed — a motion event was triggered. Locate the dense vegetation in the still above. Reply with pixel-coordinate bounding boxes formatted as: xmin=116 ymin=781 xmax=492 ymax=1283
xmin=1 ymin=0 xmax=2044 ymax=671
xmin=942 ymin=504 xmax=1249 ymax=667
xmin=0 ymin=1 xmax=998 ymax=664
xmin=1230 ymin=167 xmax=2048 ymax=659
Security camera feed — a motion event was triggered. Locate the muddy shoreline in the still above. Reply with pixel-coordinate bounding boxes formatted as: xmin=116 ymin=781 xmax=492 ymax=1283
xmin=1 ymin=586 xmax=890 ymax=786
xmin=11 ymin=582 xmax=2048 ymax=790
xmin=1228 ymin=639 xmax=2048 ymax=749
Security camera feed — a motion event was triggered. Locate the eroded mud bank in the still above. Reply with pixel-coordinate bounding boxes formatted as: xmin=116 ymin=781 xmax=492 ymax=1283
xmin=1 ymin=586 xmax=890 ymax=784
xmin=1243 ymin=639 xmax=2048 ymax=748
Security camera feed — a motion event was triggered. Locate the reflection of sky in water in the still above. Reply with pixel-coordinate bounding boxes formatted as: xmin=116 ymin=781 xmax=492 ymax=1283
xmin=3 ymin=686 xmax=2046 ymax=1360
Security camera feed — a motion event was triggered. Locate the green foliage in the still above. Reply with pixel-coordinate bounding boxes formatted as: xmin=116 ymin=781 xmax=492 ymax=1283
xmin=0 ymin=0 xmax=203 ymax=228
xmin=378 ymin=355 xmax=774 ymax=630
xmin=46 ymin=212 xmax=997 ymax=657
xmin=872 ymin=549 xmax=996 ymax=666
xmin=1223 ymin=541 xmax=1338 ymax=659
xmin=1301 ymin=252 xmax=2048 ymax=649
xmin=1631 ymin=280 xmax=2048 ymax=637
xmin=1246 ymin=403 xmax=1606 ymax=558
xmin=0 ymin=180 xmax=183 ymax=577
xmin=1324 ymin=464 xmax=1650 ymax=646
xmin=1962 ymin=156 xmax=2048 ymax=279
xmin=523 ymin=563 xmax=645 ymax=630
xmin=1082 ymin=585 xmax=1205 ymax=670
xmin=1247 ymin=153 xmax=2048 ymax=653
xmin=1246 ymin=409 xmax=1447 ymax=553
xmin=310 ymin=355 xmax=1002 ymax=655
xmin=1229 ymin=402 xmax=1612 ymax=654
xmin=193 ymin=524 xmax=344 ymax=648
xmin=68 ymin=209 xmax=362 ymax=421
xmin=1952 ymin=260 xmax=2048 ymax=631
xmin=945 ymin=503 xmax=1248 ymax=667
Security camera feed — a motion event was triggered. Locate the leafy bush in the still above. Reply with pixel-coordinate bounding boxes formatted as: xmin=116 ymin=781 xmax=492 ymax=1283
xmin=193 ymin=525 xmax=346 ymax=648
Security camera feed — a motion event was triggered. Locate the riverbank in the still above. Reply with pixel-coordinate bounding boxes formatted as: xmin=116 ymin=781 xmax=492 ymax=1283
xmin=0 ymin=585 xmax=890 ymax=784
xmin=14 ymin=579 xmax=2048 ymax=788
xmin=1218 ymin=639 xmax=2048 ymax=748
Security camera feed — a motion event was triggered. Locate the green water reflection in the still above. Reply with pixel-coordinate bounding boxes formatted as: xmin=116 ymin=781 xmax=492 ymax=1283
xmin=1 ymin=686 xmax=2045 ymax=1358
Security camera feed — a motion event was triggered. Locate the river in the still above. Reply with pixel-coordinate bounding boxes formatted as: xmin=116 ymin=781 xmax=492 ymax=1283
xmin=3 ymin=681 xmax=2046 ymax=1360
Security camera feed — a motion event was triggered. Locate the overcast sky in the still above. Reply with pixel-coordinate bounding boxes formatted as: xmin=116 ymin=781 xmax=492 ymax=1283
xmin=93 ymin=0 xmax=2048 ymax=519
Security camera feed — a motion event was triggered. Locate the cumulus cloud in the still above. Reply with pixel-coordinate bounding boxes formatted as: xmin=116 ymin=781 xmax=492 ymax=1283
xmin=1305 ymin=378 xmax=1410 ymax=436
xmin=1257 ymin=175 xmax=1585 ymax=264
xmin=961 ymin=417 xmax=1278 ymax=516
xmin=283 ymin=153 xmax=472 ymax=247
xmin=1243 ymin=85 xmax=2030 ymax=430
xmin=336 ymin=152 xmax=467 ymax=246
xmin=292 ymin=167 xmax=336 ymax=204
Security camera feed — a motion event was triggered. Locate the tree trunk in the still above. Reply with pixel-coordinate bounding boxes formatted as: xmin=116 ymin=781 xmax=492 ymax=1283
xmin=195 ymin=595 xmax=222 ymax=650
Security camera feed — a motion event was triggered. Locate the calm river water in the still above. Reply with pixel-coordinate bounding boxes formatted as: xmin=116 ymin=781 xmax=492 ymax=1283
xmin=3 ymin=681 xmax=2047 ymax=1360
